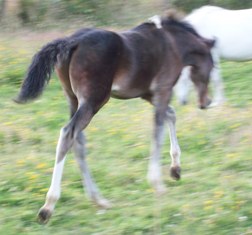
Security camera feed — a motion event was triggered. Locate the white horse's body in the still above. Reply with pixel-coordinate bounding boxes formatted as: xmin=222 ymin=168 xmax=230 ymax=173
xmin=175 ymin=6 xmax=252 ymax=105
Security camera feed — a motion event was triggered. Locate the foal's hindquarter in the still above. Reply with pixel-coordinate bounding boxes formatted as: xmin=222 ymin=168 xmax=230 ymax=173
xmin=16 ymin=17 xmax=213 ymax=224
xmin=39 ymin=31 xmax=124 ymax=222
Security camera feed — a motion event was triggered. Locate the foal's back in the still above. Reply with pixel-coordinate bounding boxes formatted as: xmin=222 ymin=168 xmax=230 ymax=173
xmin=68 ymin=24 xmax=180 ymax=101
xmin=111 ymin=24 xmax=176 ymax=99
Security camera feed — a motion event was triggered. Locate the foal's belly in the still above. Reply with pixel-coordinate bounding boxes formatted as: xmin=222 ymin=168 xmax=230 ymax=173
xmin=111 ymin=83 xmax=144 ymax=99
xmin=111 ymin=70 xmax=151 ymax=99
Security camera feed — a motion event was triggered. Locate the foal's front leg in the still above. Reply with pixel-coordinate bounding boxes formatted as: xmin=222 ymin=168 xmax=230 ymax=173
xmin=166 ymin=106 xmax=181 ymax=180
xmin=147 ymin=108 xmax=167 ymax=194
xmin=73 ymin=132 xmax=111 ymax=208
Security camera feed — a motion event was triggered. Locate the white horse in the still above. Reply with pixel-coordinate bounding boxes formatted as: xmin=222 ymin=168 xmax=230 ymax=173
xmin=175 ymin=5 xmax=252 ymax=106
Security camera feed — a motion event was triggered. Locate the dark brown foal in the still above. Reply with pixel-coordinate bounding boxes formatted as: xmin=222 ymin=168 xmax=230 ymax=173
xmin=16 ymin=13 xmax=214 ymax=223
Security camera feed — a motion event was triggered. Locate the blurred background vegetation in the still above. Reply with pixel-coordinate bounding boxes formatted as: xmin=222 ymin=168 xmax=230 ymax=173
xmin=0 ymin=1 xmax=252 ymax=234
xmin=1 ymin=0 xmax=252 ymax=30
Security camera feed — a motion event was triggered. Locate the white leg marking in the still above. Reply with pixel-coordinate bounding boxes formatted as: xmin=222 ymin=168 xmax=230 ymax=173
xmin=39 ymin=128 xmax=71 ymax=216
xmin=44 ymin=159 xmax=65 ymax=211
xmin=166 ymin=107 xmax=181 ymax=168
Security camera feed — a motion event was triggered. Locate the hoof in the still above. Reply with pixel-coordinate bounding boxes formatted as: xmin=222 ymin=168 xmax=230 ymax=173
xmin=37 ymin=208 xmax=52 ymax=224
xmin=94 ymin=197 xmax=112 ymax=209
xmin=208 ymin=99 xmax=225 ymax=108
xmin=170 ymin=166 xmax=181 ymax=180
xmin=156 ymin=184 xmax=167 ymax=195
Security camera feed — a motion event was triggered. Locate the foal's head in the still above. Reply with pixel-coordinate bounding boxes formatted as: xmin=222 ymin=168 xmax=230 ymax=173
xmin=160 ymin=15 xmax=215 ymax=109
xmin=188 ymin=38 xmax=215 ymax=109
xmin=191 ymin=39 xmax=213 ymax=109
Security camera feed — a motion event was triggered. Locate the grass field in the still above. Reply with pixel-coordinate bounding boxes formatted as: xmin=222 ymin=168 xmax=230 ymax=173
xmin=0 ymin=31 xmax=252 ymax=235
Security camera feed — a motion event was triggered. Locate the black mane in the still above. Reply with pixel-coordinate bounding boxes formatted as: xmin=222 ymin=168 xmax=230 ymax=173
xmin=161 ymin=17 xmax=201 ymax=38
xmin=132 ymin=22 xmax=157 ymax=31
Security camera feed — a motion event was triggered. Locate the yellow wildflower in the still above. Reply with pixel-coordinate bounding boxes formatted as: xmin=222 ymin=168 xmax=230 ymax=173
xmin=204 ymin=200 xmax=213 ymax=210
xmin=214 ymin=190 xmax=224 ymax=199
xmin=36 ymin=163 xmax=47 ymax=169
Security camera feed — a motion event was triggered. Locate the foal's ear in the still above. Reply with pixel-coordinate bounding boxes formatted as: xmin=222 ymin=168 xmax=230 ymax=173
xmin=203 ymin=38 xmax=216 ymax=49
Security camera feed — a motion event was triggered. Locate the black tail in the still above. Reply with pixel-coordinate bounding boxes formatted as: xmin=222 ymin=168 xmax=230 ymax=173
xmin=15 ymin=37 xmax=77 ymax=103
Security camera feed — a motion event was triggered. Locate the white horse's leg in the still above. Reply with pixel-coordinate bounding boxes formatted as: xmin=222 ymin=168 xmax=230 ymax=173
xmin=147 ymin=109 xmax=166 ymax=194
xmin=210 ymin=65 xmax=225 ymax=106
xmin=73 ymin=132 xmax=111 ymax=208
xmin=166 ymin=106 xmax=181 ymax=180
xmin=209 ymin=51 xmax=225 ymax=106
xmin=174 ymin=66 xmax=192 ymax=105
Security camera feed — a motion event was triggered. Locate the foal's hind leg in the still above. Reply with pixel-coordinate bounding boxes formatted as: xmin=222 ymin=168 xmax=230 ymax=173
xmin=73 ymin=132 xmax=111 ymax=208
xmin=166 ymin=106 xmax=181 ymax=180
xmin=66 ymin=96 xmax=110 ymax=207
xmin=66 ymin=94 xmax=109 ymax=207
xmin=38 ymin=102 xmax=95 ymax=224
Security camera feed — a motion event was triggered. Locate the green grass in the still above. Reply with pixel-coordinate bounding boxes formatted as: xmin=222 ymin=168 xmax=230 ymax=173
xmin=0 ymin=33 xmax=252 ymax=235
